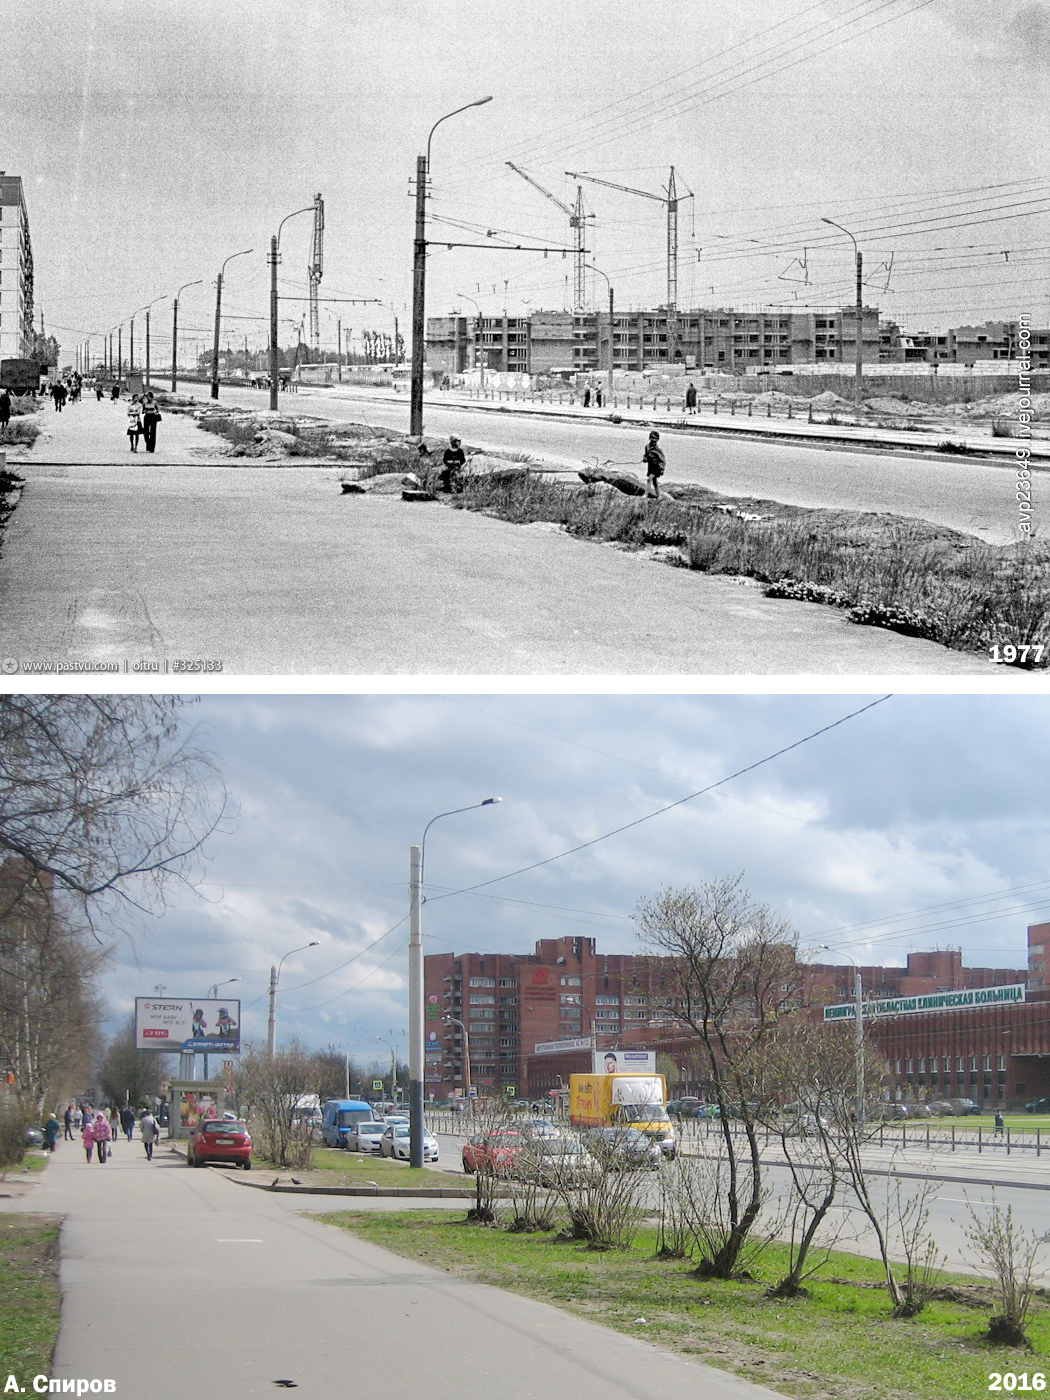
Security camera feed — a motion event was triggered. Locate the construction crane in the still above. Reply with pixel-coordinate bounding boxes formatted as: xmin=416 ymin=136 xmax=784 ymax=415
xmin=308 ymin=192 xmax=324 ymax=360
xmin=565 ymin=167 xmax=692 ymax=361
xmin=506 ymin=163 xmax=591 ymax=311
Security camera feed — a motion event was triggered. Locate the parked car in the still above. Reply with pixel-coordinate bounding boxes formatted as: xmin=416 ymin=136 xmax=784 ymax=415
xmin=346 ymin=1121 xmax=388 ymax=1153
xmin=877 ymin=1103 xmax=908 ymax=1120
xmin=320 ymin=1098 xmax=376 ymax=1149
xmin=1025 ymin=1097 xmax=1050 ymax=1113
xmin=909 ymin=1103 xmax=932 ymax=1119
xmin=25 ymin=1128 xmax=44 ymax=1148
xmin=515 ymin=1136 xmax=602 ymax=1186
xmin=949 ymin=1098 xmax=982 ymax=1115
xmin=380 ymin=1123 xmax=439 ymax=1163
xmin=580 ymin=1126 xmax=662 ymax=1169
xmin=928 ymin=1101 xmax=955 ymax=1116
xmin=382 ymin=1114 xmax=409 ymax=1127
xmin=186 ymin=1119 xmax=252 ymax=1169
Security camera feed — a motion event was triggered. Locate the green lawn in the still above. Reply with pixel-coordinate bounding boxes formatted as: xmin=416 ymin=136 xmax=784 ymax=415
xmin=265 ymin=1146 xmax=468 ymax=1191
xmin=321 ymin=1211 xmax=1050 ymax=1400
xmin=0 ymin=1217 xmax=60 ymax=1381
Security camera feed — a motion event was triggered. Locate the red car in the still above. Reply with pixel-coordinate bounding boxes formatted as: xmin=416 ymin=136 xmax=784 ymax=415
xmin=461 ymin=1130 xmax=525 ymax=1175
xmin=186 ymin=1119 xmax=252 ymax=1169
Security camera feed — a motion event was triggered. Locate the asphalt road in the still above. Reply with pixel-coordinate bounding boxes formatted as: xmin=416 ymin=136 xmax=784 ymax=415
xmin=5 ymin=1139 xmax=783 ymax=1400
xmin=220 ymin=383 xmax=1029 ymax=545
xmin=0 ymin=394 xmax=993 ymax=676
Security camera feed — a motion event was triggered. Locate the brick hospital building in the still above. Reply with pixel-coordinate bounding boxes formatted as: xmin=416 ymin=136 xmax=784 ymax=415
xmin=424 ymin=924 xmax=1050 ymax=1109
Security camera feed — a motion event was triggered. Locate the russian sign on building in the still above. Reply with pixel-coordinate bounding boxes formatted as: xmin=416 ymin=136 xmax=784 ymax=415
xmin=135 ymin=998 xmax=241 ymax=1052
xmin=824 ymin=983 xmax=1026 ymax=1022
xmin=534 ymin=1036 xmax=592 ymax=1055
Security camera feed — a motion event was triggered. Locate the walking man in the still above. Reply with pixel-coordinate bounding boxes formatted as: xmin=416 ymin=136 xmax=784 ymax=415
xmin=685 ymin=382 xmax=697 ymax=413
xmin=63 ymin=1104 xmax=75 ymax=1141
xmin=120 ymin=1104 xmax=136 ymax=1142
xmin=994 ymin=1110 xmax=1005 ymax=1137
xmin=0 ymin=388 xmax=11 ymax=437
xmin=643 ymin=429 xmax=666 ymax=499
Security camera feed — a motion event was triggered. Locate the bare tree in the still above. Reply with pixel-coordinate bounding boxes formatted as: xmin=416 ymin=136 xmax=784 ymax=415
xmin=97 ymin=1013 xmax=170 ymax=1109
xmin=234 ymin=1039 xmax=321 ymax=1170
xmin=635 ymin=876 xmax=801 ymax=1278
xmin=0 ymin=696 xmax=229 ymax=924
xmin=965 ymin=1198 xmax=1048 ymax=1348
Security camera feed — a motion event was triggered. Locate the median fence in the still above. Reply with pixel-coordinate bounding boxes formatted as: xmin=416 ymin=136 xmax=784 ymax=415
xmin=676 ymin=1116 xmax=1050 ymax=1156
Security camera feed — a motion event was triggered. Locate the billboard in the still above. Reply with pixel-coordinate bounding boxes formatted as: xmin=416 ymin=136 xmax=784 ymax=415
xmin=823 ymin=983 xmax=1026 ymax=1022
xmin=135 ymin=998 xmax=241 ymax=1053
xmin=593 ymin=1048 xmax=657 ymax=1074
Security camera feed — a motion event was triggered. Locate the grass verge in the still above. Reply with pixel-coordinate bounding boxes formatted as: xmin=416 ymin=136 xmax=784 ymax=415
xmin=256 ymin=1147 xmax=467 ymax=1191
xmin=435 ymin=468 xmax=1050 ymax=667
xmin=0 ymin=1216 xmax=61 ymax=1380
xmin=320 ymin=1211 xmax=1050 ymax=1400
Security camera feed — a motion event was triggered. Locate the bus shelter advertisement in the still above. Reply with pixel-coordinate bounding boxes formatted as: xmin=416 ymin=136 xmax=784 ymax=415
xmin=134 ymin=997 xmax=241 ymax=1052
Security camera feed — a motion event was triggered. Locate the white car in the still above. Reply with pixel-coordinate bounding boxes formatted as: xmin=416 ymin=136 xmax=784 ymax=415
xmin=346 ymin=1121 xmax=387 ymax=1153
xmin=380 ymin=1123 xmax=439 ymax=1163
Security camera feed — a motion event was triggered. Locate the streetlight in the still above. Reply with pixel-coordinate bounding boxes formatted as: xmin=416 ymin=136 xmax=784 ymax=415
xmin=409 ymin=97 xmax=494 ymax=437
xmin=820 ymin=217 xmax=864 ymax=417
xmin=171 ymin=280 xmax=202 ymax=392
xmin=586 ymin=263 xmax=615 ymax=406
xmin=202 ymin=978 xmax=240 ymax=1080
xmin=269 ymin=207 xmax=314 ymax=410
xmin=822 ymin=945 xmax=865 ymax=1125
xmin=442 ymin=1015 xmax=471 ymax=1101
xmin=456 ymin=292 xmax=485 ymax=389
xmin=137 ymin=296 xmax=167 ymax=390
xmin=210 ymin=249 xmax=253 ymax=400
xmin=267 ymin=942 xmax=319 ymax=1056
xmin=409 ymin=796 xmax=502 ymax=1166
xmin=376 ymin=1036 xmax=400 ymax=1104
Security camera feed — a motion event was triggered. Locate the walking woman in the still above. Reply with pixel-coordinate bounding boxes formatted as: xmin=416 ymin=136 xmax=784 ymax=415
xmin=139 ymin=1110 xmax=159 ymax=1161
xmin=93 ymin=1112 xmax=112 ymax=1163
xmin=126 ymin=396 xmax=143 ymax=452
xmin=140 ymin=393 xmax=162 ymax=453
xmin=82 ymin=1115 xmax=95 ymax=1164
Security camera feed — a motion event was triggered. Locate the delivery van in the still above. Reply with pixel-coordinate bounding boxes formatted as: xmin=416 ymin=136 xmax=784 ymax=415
xmin=569 ymin=1073 xmax=676 ymax=1157
xmin=321 ymin=1098 xmax=376 ymax=1149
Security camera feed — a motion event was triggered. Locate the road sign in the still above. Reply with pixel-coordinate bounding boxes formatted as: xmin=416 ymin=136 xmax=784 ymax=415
xmin=468 ymin=1085 xmax=478 ymax=1098
xmin=372 ymin=1079 xmax=384 ymax=1091
xmin=504 ymin=1084 xmax=516 ymax=1096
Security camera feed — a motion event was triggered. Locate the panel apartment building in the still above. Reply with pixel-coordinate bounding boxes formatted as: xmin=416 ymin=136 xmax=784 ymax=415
xmin=0 ymin=174 xmax=34 ymax=362
xmin=425 ymin=929 xmax=1050 ymax=1109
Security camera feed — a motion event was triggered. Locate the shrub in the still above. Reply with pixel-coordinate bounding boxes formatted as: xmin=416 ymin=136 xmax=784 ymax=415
xmin=0 ymin=1098 xmax=32 ymax=1171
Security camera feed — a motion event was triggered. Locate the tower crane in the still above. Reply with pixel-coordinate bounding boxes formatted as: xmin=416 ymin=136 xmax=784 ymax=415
xmin=308 ymin=192 xmax=324 ymax=360
xmin=506 ymin=163 xmax=591 ymax=312
xmin=565 ymin=167 xmax=692 ymax=361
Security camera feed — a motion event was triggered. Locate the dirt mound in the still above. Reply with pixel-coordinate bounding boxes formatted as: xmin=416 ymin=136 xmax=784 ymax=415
xmin=864 ymin=396 xmax=927 ymax=417
xmin=962 ymin=391 xmax=1050 ymax=420
xmin=811 ymin=390 xmax=853 ymax=411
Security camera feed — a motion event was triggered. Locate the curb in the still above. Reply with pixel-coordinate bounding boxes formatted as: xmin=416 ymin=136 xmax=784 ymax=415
xmin=218 ymin=1170 xmax=482 ymax=1198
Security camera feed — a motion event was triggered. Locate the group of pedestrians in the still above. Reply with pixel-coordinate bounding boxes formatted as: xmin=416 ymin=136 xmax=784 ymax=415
xmin=126 ymin=392 xmax=162 ymax=453
xmin=43 ymin=1102 xmax=161 ymax=1164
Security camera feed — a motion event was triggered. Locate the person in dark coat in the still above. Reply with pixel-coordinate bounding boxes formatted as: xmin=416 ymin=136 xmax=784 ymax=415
xmin=643 ymin=429 xmax=666 ymax=499
xmin=685 ymin=382 xmax=697 ymax=413
xmin=140 ymin=393 xmax=162 ymax=452
xmin=439 ymin=435 xmax=466 ymax=493
xmin=120 ymin=1105 xmax=136 ymax=1142
xmin=0 ymin=388 xmax=11 ymax=436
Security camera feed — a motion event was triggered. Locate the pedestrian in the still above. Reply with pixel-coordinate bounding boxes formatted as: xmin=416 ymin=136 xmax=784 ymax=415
xmin=111 ymin=383 xmax=120 ymax=401
xmin=439 ymin=435 xmax=466 ymax=494
xmin=43 ymin=1112 xmax=61 ymax=1154
xmin=994 ymin=1110 xmax=1005 ymax=1137
xmin=140 ymin=392 xmax=162 ymax=453
xmin=56 ymin=383 xmax=67 ymax=412
xmin=82 ymin=1116 xmax=95 ymax=1164
xmin=139 ymin=1110 xmax=159 ymax=1161
xmin=120 ymin=1105 xmax=136 ymax=1142
xmin=126 ymin=396 xmax=142 ymax=452
xmin=63 ymin=1104 xmax=75 ymax=1141
xmin=595 ymin=386 xmax=603 ymax=408
xmin=73 ymin=1106 xmax=83 ymax=1131
xmin=50 ymin=383 xmax=61 ymax=412
xmin=685 ymin=381 xmax=697 ymax=413
xmin=583 ymin=385 xmax=591 ymax=408
xmin=0 ymin=388 xmax=11 ymax=437
xmin=95 ymin=384 xmax=104 ymax=402
xmin=93 ymin=1112 xmax=112 ymax=1163
xmin=642 ymin=429 xmax=666 ymax=499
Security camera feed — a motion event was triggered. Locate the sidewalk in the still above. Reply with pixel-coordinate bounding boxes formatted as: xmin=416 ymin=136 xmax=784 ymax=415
xmin=4 ymin=1141 xmax=783 ymax=1400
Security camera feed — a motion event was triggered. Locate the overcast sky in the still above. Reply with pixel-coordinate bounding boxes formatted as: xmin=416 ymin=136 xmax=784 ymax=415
xmin=102 ymin=693 xmax=1047 ymax=1066
xmin=9 ymin=0 xmax=1048 ymax=364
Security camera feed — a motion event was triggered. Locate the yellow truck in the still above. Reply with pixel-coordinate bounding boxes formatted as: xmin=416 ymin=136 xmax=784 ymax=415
xmin=568 ymin=1073 xmax=676 ymax=1157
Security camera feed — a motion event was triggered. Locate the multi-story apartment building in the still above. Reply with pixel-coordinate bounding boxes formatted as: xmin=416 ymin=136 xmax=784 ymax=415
xmin=0 ymin=173 xmax=34 ymax=362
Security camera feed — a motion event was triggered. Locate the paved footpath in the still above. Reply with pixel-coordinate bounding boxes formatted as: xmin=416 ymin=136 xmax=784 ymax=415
xmin=0 ymin=395 xmax=996 ymax=676
xmin=5 ymin=1141 xmax=781 ymax=1400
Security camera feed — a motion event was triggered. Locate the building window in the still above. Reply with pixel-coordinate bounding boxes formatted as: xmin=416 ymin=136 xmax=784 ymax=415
xmin=469 ymin=977 xmax=494 ymax=988
xmin=560 ymin=976 xmax=581 ymax=987
xmin=595 ymin=996 xmax=619 ymax=1005
xmin=499 ymin=978 xmax=517 ymax=987
xmin=468 ymin=995 xmax=495 ymax=1005
xmin=560 ymin=994 xmax=581 ymax=1005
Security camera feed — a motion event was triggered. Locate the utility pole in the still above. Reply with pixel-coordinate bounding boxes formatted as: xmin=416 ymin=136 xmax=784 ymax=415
xmin=117 ymin=326 xmax=122 ymax=387
xmin=269 ymin=235 xmax=279 ymax=409
xmin=821 ymin=217 xmax=864 ymax=417
xmin=336 ymin=317 xmax=342 ymax=381
xmin=211 ymin=275 xmax=223 ymax=399
xmin=129 ymin=316 xmax=135 ymax=378
xmin=409 ymin=153 xmax=427 ymax=436
xmin=171 ymin=282 xmax=203 ymax=392
xmin=408 ymin=842 xmax=423 ymax=1164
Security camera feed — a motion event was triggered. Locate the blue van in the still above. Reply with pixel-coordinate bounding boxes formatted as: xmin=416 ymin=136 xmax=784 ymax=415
xmin=321 ymin=1099 xmax=376 ymax=1149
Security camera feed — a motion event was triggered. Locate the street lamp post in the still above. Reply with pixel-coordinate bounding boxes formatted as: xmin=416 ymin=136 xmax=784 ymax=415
xmin=269 ymin=208 xmax=313 ymax=410
xmin=267 ymin=942 xmax=319 ymax=1056
xmin=442 ymin=1015 xmax=471 ymax=1101
xmin=138 ymin=296 xmax=166 ymax=391
xmin=409 ymin=796 xmax=501 ymax=1166
xmin=820 ymin=217 xmax=864 ymax=417
xmin=586 ymin=263 xmax=614 ymax=406
xmin=409 ymin=97 xmax=494 ymax=437
xmin=376 ymin=1036 xmax=399 ymax=1104
xmin=211 ymin=249 xmax=253 ymax=400
xmin=172 ymin=280 xmax=202 ymax=392
xmin=822 ymin=945 xmax=865 ymax=1125
xmin=117 ymin=326 xmax=123 ymax=389
xmin=456 ymin=292 xmax=485 ymax=389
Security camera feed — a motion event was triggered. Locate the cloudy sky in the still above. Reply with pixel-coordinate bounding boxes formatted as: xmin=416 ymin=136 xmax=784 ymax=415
xmin=9 ymin=0 xmax=1048 ymax=364
xmin=102 ymin=692 xmax=1047 ymax=1066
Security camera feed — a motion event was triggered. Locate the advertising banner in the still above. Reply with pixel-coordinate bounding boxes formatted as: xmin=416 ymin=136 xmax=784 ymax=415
xmin=593 ymin=1048 xmax=657 ymax=1074
xmin=135 ymin=998 xmax=241 ymax=1053
xmin=824 ymin=983 xmax=1026 ymax=1021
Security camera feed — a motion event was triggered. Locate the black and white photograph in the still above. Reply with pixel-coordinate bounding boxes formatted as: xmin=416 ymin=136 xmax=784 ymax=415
xmin=0 ymin=0 xmax=1046 ymax=675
